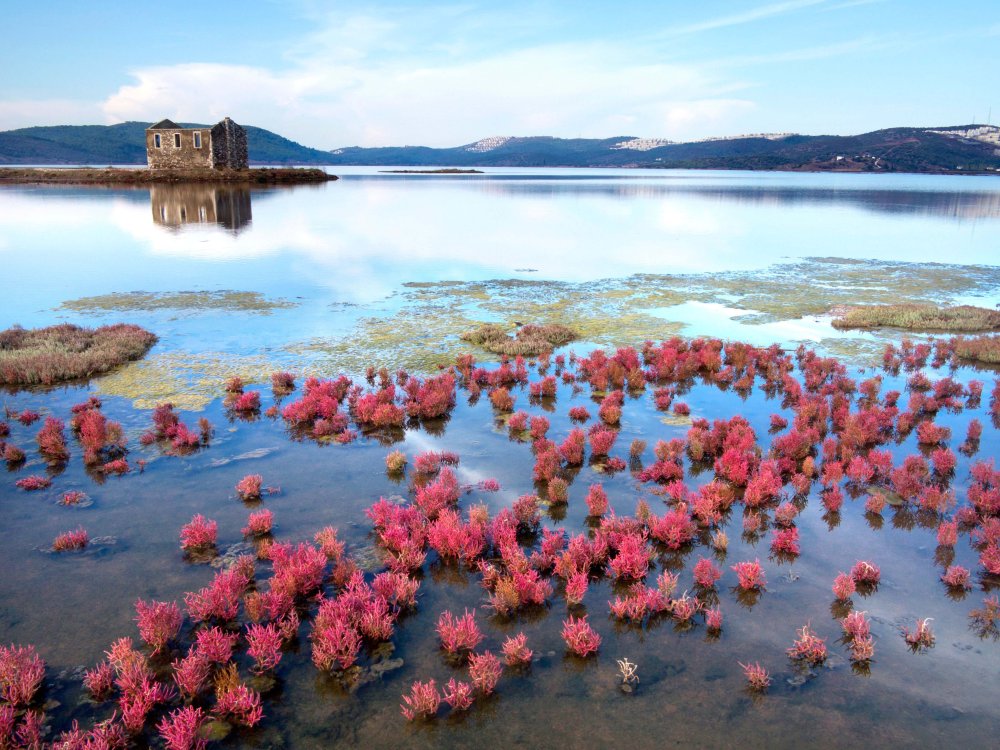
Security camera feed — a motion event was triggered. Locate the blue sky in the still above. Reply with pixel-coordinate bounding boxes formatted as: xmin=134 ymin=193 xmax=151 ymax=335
xmin=1 ymin=0 xmax=996 ymax=148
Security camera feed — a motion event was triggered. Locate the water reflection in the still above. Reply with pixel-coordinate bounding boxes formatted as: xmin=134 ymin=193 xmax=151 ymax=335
xmin=342 ymin=175 xmax=1000 ymax=220
xmin=150 ymin=185 xmax=252 ymax=233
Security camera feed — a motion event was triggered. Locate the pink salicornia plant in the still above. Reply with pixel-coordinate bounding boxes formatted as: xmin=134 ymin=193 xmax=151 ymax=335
xmin=171 ymin=652 xmax=212 ymax=700
xmin=468 ymin=650 xmax=502 ymax=694
xmin=787 ymin=624 xmax=827 ymax=664
xmin=246 ymin=623 xmax=283 ymax=673
xmin=850 ymin=560 xmax=881 ymax=587
xmin=179 ymin=515 xmax=217 ymax=551
xmin=214 ymin=682 xmax=263 ymax=727
xmin=832 ymin=572 xmax=856 ymax=601
xmin=941 ymin=565 xmax=971 ymax=589
xmin=83 ymin=660 xmax=115 ymax=698
xmin=561 ymin=615 xmax=601 ymax=657
xmin=443 ymin=678 xmax=474 ymax=711
xmin=157 ymin=705 xmax=208 ymax=750
xmin=436 ymin=610 xmax=483 ymax=654
xmin=501 ymin=633 xmax=533 ymax=666
xmin=705 ymin=607 xmax=724 ymax=631
xmin=0 ymin=644 xmax=45 ymax=706
xmin=134 ymin=599 xmax=182 ymax=654
xmin=693 ymin=557 xmax=723 ymax=588
xmin=242 ymin=509 xmax=274 ymax=537
xmin=904 ymin=618 xmax=935 ymax=649
xmin=401 ymin=679 xmax=440 ymax=721
xmin=739 ymin=661 xmax=770 ymax=691
xmin=731 ymin=560 xmax=766 ymax=590
xmin=235 ymin=474 xmax=263 ymax=501
xmin=15 ymin=475 xmax=51 ymax=491
xmin=52 ymin=527 xmax=89 ymax=551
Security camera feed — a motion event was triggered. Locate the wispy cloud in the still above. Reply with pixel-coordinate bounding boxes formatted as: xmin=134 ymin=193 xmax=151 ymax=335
xmin=660 ymin=0 xmax=831 ymax=36
xmin=819 ymin=0 xmax=888 ymax=11
xmin=706 ymin=34 xmax=898 ymax=68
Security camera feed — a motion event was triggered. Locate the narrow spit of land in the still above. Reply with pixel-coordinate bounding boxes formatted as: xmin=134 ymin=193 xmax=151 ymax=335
xmin=378 ymin=169 xmax=484 ymax=174
xmin=0 ymin=167 xmax=337 ymax=185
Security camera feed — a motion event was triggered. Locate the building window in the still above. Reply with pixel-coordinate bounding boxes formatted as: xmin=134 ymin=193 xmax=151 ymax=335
xmin=154 ymin=133 xmax=161 ymax=148
xmin=174 ymin=133 xmax=181 ymax=148
xmin=193 ymin=132 xmax=202 ymax=149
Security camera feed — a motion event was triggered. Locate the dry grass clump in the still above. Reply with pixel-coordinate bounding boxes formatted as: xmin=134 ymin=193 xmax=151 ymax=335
xmin=831 ymin=304 xmax=1000 ymax=332
xmin=0 ymin=323 xmax=157 ymax=386
xmin=953 ymin=335 xmax=1000 ymax=363
xmin=460 ymin=323 xmax=577 ymax=356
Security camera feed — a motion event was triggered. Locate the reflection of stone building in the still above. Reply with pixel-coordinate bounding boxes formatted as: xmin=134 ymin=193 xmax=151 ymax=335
xmin=145 ymin=117 xmax=248 ymax=170
xmin=150 ymin=185 xmax=252 ymax=233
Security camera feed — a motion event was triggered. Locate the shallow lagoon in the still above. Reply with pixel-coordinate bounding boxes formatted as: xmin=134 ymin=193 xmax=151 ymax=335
xmin=2 ymin=170 xmax=1000 ymax=748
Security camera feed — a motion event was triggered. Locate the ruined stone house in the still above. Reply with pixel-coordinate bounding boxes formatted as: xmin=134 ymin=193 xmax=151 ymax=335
xmin=145 ymin=117 xmax=248 ymax=170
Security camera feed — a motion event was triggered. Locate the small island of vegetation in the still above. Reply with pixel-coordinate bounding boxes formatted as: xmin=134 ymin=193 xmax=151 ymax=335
xmin=831 ymin=303 xmax=1000 ymax=332
xmin=0 ymin=323 xmax=157 ymax=386
xmin=379 ymin=168 xmax=484 ymax=174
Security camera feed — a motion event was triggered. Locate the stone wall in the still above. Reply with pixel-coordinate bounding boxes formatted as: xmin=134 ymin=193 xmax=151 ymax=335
xmin=210 ymin=118 xmax=249 ymax=170
xmin=146 ymin=128 xmax=213 ymax=170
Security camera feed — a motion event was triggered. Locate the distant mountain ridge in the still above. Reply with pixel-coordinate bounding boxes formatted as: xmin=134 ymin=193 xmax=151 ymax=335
xmin=328 ymin=126 xmax=1000 ymax=173
xmin=1 ymin=122 xmax=999 ymax=173
xmin=0 ymin=122 xmax=333 ymax=166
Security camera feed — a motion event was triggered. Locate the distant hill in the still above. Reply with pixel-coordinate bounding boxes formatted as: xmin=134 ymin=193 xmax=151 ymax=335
xmin=0 ymin=122 xmax=334 ymax=166
xmin=1 ymin=122 xmax=999 ymax=173
xmin=327 ymin=126 xmax=1000 ymax=174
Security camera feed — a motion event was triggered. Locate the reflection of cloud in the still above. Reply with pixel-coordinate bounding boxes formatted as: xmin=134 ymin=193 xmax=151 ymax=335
xmin=3 ymin=176 xmax=999 ymax=313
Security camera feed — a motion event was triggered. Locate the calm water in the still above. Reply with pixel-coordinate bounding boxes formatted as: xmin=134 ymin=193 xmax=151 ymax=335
xmin=2 ymin=170 xmax=1000 ymax=748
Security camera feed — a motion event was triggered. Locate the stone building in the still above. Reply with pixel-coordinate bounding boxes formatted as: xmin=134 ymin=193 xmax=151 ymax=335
xmin=145 ymin=117 xmax=248 ymax=170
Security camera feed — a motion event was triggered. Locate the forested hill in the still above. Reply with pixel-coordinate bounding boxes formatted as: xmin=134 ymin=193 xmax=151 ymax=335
xmin=0 ymin=122 xmax=334 ymax=165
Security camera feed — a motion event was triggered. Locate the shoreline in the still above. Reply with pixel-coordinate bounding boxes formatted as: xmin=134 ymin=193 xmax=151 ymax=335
xmin=0 ymin=167 xmax=338 ymax=185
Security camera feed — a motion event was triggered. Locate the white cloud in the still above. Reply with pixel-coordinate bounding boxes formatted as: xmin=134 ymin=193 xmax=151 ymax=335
xmin=97 ymin=38 xmax=754 ymax=148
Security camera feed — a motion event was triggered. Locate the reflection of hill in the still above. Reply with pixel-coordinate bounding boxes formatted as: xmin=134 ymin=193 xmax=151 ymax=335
xmin=447 ymin=179 xmax=1000 ymax=219
xmin=150 ymin=185 xmax=252 ymax=232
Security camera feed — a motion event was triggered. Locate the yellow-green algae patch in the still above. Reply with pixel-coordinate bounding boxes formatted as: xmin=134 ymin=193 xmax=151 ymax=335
xmin=59 ymin=290 xmax=298 ymax=315
xmin=281 ymin=258 xmax=1000 ymax=376
xmin=95 ymin=352 xmax=310 ymax=410
xmin=287 ymin=306 xmax=482 ymax=374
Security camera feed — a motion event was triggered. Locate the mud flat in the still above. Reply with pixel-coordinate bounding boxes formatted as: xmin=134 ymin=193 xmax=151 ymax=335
xmin=0 ymin=167 xmax=337 ymax=185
